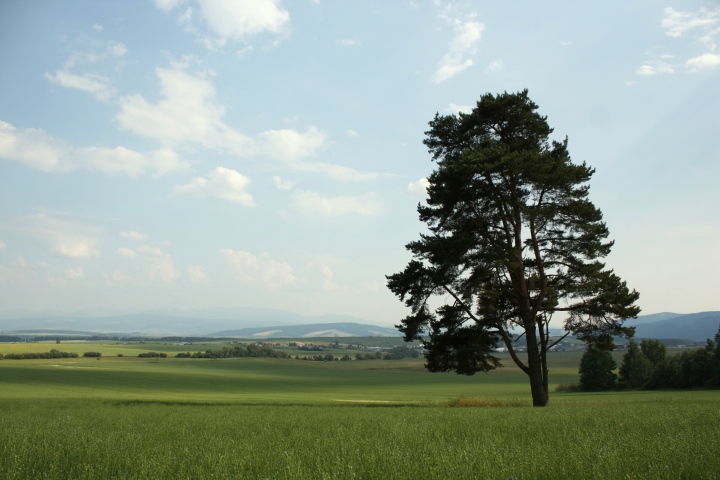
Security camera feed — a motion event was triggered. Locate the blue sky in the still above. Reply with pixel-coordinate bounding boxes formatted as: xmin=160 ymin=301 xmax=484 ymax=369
xmin=0 ymin=0 xmax=718 ymax=325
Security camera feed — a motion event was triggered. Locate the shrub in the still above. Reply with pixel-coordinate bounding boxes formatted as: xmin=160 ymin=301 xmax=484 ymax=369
xmin=117 ymin=353 xmax=123 ymax=357
xmin=579 ymin=347 xmax=617 ymax=391
xmin=83 ymin=352 xmax=102 ymax=358
xmin=554 ymin=382 xmax=579 ymax=392
xmin=138 ymin=352 xmax=167 ymax=358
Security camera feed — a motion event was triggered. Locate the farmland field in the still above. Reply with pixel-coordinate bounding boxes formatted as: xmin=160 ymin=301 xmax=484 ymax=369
xmin=1 ymin=340 xmax=719 ymax=478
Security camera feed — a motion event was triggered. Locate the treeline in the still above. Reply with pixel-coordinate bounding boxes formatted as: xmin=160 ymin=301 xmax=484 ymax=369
xmin=138 ymin=352 xmax=167 ymax=358
xmin=175 ymin=344 xmax=289 ymax=359
xmin=576 ymin=327 xmax=720 ymax=391
xmin=0 ymin=349 xmax=79 ymax=360
xmin=356 ymin=346 xmax=421 ymax=360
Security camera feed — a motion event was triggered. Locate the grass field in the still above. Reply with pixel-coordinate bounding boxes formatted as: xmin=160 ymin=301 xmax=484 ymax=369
xmin=1 ymin=340 xmax=719 ymax=478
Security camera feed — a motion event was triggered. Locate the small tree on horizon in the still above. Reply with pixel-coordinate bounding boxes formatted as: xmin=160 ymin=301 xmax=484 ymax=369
xmin=387 ymin=90 xmax=640 ymax=406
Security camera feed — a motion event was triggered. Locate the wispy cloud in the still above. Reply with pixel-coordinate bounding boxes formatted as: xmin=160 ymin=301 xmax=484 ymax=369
xmin=12 ymin=213 xmax=100 ymax=258
xmin=432 ymin=17 xmax=484 ymax=83
xmin=292 ymin=190 xmax=383 ymax=216
xmin=221 ymin=249 xmax=295 ymax=287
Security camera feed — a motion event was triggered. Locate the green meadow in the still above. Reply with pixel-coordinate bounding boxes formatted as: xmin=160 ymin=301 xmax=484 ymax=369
xmin=1 ymin=340 xmax=719 ymax=478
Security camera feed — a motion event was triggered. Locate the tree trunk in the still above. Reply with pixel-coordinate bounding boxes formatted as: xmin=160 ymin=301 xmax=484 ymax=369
xmin=525 ymin=326 xmax=549 ymax=406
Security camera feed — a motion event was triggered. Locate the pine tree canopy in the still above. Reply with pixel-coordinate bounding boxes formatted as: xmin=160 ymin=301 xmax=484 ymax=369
xmin=386 ymin=90 xmax=640 ymax=406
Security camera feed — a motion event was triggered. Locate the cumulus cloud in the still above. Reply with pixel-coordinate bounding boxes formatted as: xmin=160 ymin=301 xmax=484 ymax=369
xmin=174 ymin=167 xmax=255 ymax=205
xmin=292 ymin=190 xmax=383 ymax=216
xmin=258 ymin=128 xmax=326 ymax=161
xmin=116 ymin=68 xmax=379 ymax=179
xmin=12 ymin=213 xmax=100 ymax=258
xmin=115 ymin=247 xmax=137 ymax=258
xmin=686 ymin=53 xmax=720 ymax=69
xmin=155 ymin=0 xmax=290 ymax=48
xmin=0 ymin=120 xmax=188 ymax=176
xmin=187 ymin=264 xmax=210 ymax=283
xmin=432 ymin=19 xmax=484 ymax=83
xmin=120 ymin=231 xmax=148 ymax=240
xmin=407 ymin=177 xmax=430 ymax=194
xmin=636 ymin=60 xmax=674 ymax=76
xmin=137 ymin=245 xmax=181 ymax=282
xmin=65 ymin=267 xmax=84 ymax=279
xmin=221 ymin=249 xmax=295 ymax=287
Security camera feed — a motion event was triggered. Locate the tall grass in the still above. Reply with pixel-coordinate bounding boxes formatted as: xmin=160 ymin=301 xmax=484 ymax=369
xmin=0 ymin=398 xmax=718 ymax=479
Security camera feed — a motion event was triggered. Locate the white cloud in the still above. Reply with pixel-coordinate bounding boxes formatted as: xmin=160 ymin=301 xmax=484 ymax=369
xmin=108 ymin=42 xmax=128 ymax=57
xmin=45 ymin=70 xmax=116 ymax=101
xmin=662 ymin=7 xmax=719 ymax=38
xmin=187 ymin=264 xmax=210 ymax=283
xmin=432 ymin=19 xmax=484 ymax=83
xmin=273 ymin=175 xmax=294 ymax=190
xmin=686 ymin=53 xmax=720 ymax=69
xmin=408 ymin=177 xmax=430 ymax=194
xmin=174 ymin=167 xmax=255 ymax=206
xmin=636 ymin=60 xmax=674 ymax=76
xmin=560 ymin=41 xmax=573 ymax=46
xmin=137 ymin=245 xmax=180 ymax=282
xmin=625 ymin=80 xmax=638 ymax=87
xmin=12 ymin=213 xmax=100 ymax=258
xmin=120 ymin=231 xmax=148 ymax=240
xmin=103 ymin=270 xmax=133 ymax=283
xmin=361 ymin=280 xmax=383 ymax=292
xmin=0 ymin=120 xmax=188 ymax=176
xmin=258 ymin=127 xmax=326 ymax=161
xmin=115 ymin=247 xmax=137 ymax=258
xmin=221 ymin=249 xmax=295 ymax=287
xmin=290 ymin=162 xmax=379 ymax=181
xmin=346 ymin=130 xmax=358 ymax=137
xmin=65 ymin=267 xmax=84 ymax=279
xmin=117 ymin=68 xmax=254 ymax=154
xmin=319 ymin=265 xmax=339 ymax=291
xmin=448 ymin=103 xmax=473 ymax=114
xmin=336 ymin=39 xmax=361 ymax=46
xmin=292 ymin=190 xmax=383 ymax=216
xmin=13 ymin=255 xmax=27 ymax=267
xmin=93 ymin=23 xmax=103 ymax=32
xmin=197 ymin=0 xmax=289 ymax=39
xmin=0 ymin=240 xmax=6 ymax=251
xmin=154 ymin=0 xmax=187 ymax=13
xmin=485 ymin=59 xmax=503 ymax=72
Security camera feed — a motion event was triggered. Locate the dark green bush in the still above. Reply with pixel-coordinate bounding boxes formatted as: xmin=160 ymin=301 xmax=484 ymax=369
xmin=4 ymin=350 xmax=79 ymax=360
xmin=138 ymin=352 xmax=167 ymax=358
xmin=579 ymin=347 xmax=617 ymax=391
xmin=618 ymin=339 xmax=653 ymax=389
xmin=83 ymin=352 xmax=102 ymax=358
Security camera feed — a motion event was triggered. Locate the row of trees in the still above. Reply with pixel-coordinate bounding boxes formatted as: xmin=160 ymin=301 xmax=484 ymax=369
xmin=175 ymin=344 xmax=290 ymax=359
xmin=1 ymin=349 xmax=79 ymax=359
xmin=579 ymin=328 xmax=720 ymax=391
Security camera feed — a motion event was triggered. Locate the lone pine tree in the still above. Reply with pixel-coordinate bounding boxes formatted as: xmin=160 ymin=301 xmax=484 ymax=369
xmin=387 ymin=90 xmax=640 ymax=407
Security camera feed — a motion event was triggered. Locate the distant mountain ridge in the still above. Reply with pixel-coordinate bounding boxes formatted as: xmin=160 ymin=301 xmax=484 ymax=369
xmin=211 ymin=323 xmax=401 ymax=338
xmin=0 ymin=307 xmax=391 ymax=336
xmin=628 ymin=311 xmax=720 ymax=341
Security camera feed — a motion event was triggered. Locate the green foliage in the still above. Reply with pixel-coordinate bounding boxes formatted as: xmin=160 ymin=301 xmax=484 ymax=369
xmin=117 ymin=353 xmax=123 ymax=357
xmin=579 ymin=347 xmax=617 ymax=391
xmin=3 ymin=350 xmax=79 ymax=360
xmin=646 ymin=339 xmax=717 ymax=390
xmin=137 ymin=352 xmax=167 ymax=358
xmin=618 ymin=339 xmax=653 ymax=389
xmin=640 ymin=338 xmax=666 ymax=365
xmin=175 ymin=344 xmax=290 ymax=359
xmin=83 ymin=352 xmax=102 ymax=358
xmin=387 ymin=90 xmax=639 ymax=406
